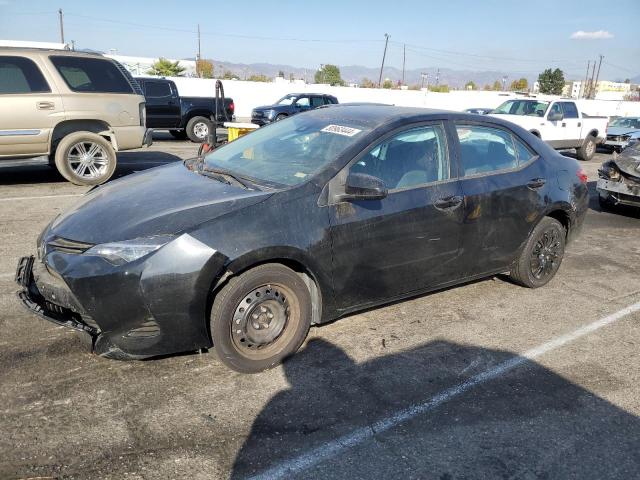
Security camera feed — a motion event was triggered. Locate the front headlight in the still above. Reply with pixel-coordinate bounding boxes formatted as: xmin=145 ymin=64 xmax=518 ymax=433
xmin=84 ymin=235 xmax=174 ymax=265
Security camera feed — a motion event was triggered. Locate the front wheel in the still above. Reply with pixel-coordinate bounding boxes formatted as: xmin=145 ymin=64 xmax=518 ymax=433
xmin=576 ymin=135 xmax=597 ymax=161
xmin=275 ymin=113 xmax=288 ymax=121
xmin=509 ymin=217 xmax=566 ymax=288
xmin=210 ymin=264 xmax=312 ymax=373
xmin=54 ymin=131 xmax=116 ymax=186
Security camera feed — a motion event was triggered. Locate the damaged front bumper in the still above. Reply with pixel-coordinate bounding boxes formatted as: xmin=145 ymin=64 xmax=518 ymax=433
xmin=597 ymin=178 xmax=640 ymax=207
xmin=15 ymin=255 xmax=99 ymax=336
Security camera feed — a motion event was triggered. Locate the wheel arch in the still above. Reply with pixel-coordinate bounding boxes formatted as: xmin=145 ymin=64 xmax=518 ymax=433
xmin=529 ymin=129 xmax=541 ymax=138
xmin=544 ymin=208 xmax=571 ymax=238
xmin=587 ymin=129 xmax=599 ymax=139
xmin=213 ymin=247 xmax=329 ymax=326
xmin=51 ymin=120 xmax=116 ymax=154
xmin=182 ymin=110 xmax=215 ymax=127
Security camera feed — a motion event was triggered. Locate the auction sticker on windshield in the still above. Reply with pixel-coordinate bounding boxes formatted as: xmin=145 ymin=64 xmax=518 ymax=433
xmin=321 ymin=125 xmax=362 ymax=137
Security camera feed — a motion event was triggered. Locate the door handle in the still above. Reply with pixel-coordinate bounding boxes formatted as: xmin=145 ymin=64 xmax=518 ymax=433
xmin=434 ymin=195 xmax=463 ymax=210
xmin=36 ymin=101 xmax=55 ymax=110
xmin=527 ymin=178 xmax=546 ymax=190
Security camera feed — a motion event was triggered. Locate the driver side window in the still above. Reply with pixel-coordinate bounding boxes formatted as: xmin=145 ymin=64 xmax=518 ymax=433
xmin=350 ymin=124 xmax=449 ymax=191
xmin=295 ymin=96 xmax=310 ymax=107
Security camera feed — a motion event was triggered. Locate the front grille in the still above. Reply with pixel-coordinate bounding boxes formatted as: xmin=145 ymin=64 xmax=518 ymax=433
xmin=46 ymin=237 xmax=94 ymax=255
xmin=252 ymin=110 xmax=264 ymax=118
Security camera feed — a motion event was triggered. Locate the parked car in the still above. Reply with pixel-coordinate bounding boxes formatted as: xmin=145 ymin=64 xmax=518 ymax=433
xmin=251 ymin=93 xmax=338 ymax=126
xmin=603 ymin=117 xmax=640 ymax=153
xmin=16 ymin=105 xmax=588 ymax=372
xmin=0 ymin=48 xmax=152 ymax=185
xmin=134 ymin=77 xmax=235 ymax=142
xmin=597 ymin=141 xmax=640 ymax=209
xmin=490 ymin=99 xmax=608 ymax=160
xmin=464 ymin=107 xmax=493 ymax=115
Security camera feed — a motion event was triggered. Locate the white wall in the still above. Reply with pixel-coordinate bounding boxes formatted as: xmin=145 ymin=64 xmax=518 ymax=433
xmin=165 ymin=76 xmax=640 ymax=119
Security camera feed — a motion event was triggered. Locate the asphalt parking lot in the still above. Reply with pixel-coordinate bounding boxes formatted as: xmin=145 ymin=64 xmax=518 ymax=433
xmin=1 ymin=137 xmax=639 ymax=480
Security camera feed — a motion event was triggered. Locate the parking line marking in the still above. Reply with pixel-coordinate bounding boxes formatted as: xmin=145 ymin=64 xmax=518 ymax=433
xmin=0 ymin=193 xmax=83 ymax=202
xmin=250 ymin=300 xmax=640 ymax=480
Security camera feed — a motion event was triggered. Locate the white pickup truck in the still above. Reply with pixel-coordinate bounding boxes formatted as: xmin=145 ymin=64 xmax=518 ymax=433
xmin=490 ymin=99 xmax=607 ymax=160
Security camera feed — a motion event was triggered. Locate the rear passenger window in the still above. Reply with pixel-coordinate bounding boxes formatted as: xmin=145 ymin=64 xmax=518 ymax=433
xmin=324 ymin=97 xmax=335 ymax=105
xmin=514 ymin=137 xmax=535 ymax=164
xmin=145 ymin=81 xmax=172 ymax=98
xmin=560 ymin=102 xmax=579 ymax=119
xmin=50 ymin=56 xmax=134 ymax=93
xmin=0 ymin=56 xmax=50 ymax=94
xmin=352 ymin=124 xmax=449 ymax=190
xmin=311 ymin=96 xmax=325 ymax=107
xmin=456 ymin=125 xmax=518 ymax=176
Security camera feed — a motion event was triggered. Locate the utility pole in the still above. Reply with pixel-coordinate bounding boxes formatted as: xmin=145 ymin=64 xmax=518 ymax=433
xmin=435 ymin=68 xmax=440 ymax=86
xmin=402 ymin=43 xmax=406 ymax=86
xmin=588 ymin=60 xmax=597 ymax=99
xmin=421 ymin=72 xmax=427 ymax=89
xmin=593 ymin=54 xmax=604 ymax=99
xmin=502 ymin=75 xmax=508 ymax=91
xmin=58 ymin=8 xmax=65 ymax=44
xmin=378 ymin=33 xmax=390 ymax=88
xmin=582 ymin=60 xmax=590 ymax=99
xmin=196 ymin=24 xmax=202 ymax=77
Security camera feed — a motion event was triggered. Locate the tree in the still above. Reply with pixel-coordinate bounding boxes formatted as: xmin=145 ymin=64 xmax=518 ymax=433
xmin=464 ymin=80 xmax=477 ymax=90
xmin=315 ymin=64 xmax=344 ymax=86
xmin=196 ymin=59 xmax=213 ymax=79
xmin=147 ymin=58 xmax=186 ymax=77
xmin=360 ymin=78 xmax=376 ymax=88
xmin=483 ymin=84 xmax=492 ymax=91
xmin=537 ymin=68 xmax=565 ymax=95
xmin=624 ymin=78 xmax=631 ymax=84
xmin=277 ymin=70 xmax=285 ymax=78
xmin=492 ymin=80 xmax=502 ymax=91
xmin=222 ymin=70 xmax=238 ymax=80
xmin=429 ymin=84 xmax=450 ymax=93
xmin=289 ymin=73 xmax=295 ymax=81
xmin=382 ymin=79 xmax=394 ymax=89
xmin=248 ymin=74 xmax=270 ymax=82
xmin=509 ymin=78 xmax=529 ymax=91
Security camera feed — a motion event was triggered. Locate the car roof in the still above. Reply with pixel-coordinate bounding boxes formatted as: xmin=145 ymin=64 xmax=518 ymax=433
xmin=0 ymin=47 xmax=105 ymax=58
xmin=285 ymin=93 xmax=335 ymax=97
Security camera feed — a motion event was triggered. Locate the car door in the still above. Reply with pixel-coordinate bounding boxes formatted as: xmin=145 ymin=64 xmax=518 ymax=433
xmin=0 ymin=55 xmax=62 ymax=158
xmin=327 ymin=122 xmax=464 ymax=311
xmin=558 ymin=101 xmax=582 ymax=148
xmin=141 ymin=79 xmax=181 ymax=128
xmin=541 ymin=103 xmax=565 ymax=148
xmin=453 ymin=123 xmax=547 ymax=277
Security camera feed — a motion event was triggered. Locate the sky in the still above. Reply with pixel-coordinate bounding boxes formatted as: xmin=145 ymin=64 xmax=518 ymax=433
xmin=1 ymin=0 xmax=638 ymax=81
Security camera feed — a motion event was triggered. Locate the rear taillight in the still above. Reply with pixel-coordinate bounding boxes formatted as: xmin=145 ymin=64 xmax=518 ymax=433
xmin=229 ymin=101 xmax=235 ymax=114
xmin=576 ymin=168 xmax=588 ymax=184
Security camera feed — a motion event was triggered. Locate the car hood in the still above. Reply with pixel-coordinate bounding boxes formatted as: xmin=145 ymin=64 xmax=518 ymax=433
xmin=615 ymin=147 xmax=640 ymax=179
xmin=607 ymin=126 xmax=640 ymax=136
xmin=51 ymin=162 xmax=272 ymax=244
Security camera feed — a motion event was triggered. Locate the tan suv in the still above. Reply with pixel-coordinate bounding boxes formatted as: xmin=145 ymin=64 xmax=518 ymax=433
xmin=0 ymin=48 xmax=152 ymax=185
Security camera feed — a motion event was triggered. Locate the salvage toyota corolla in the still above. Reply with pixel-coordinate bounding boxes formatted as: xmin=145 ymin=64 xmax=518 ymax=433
xmin=16 ymin=105 xmax=589 ymax=372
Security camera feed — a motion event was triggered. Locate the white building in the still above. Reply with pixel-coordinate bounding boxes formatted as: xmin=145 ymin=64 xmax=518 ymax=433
xmin=105 ymin=54 xmax=197 ymax=77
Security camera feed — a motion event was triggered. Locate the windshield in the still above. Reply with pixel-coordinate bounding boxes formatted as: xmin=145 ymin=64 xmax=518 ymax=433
xmin=492 ymin=100 xmax=550 ymax=117
xmin=277 ymin=95 xmax=296 ymax=105
xmin=610 ymin=118 xmax=640 ymax=129
xmin=204 ymin=115 xmax=371 ymax=186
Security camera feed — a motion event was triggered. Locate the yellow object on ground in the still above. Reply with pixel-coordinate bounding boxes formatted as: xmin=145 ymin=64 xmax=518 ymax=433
xmin=224 ymin=122 xmax=260 ymax=142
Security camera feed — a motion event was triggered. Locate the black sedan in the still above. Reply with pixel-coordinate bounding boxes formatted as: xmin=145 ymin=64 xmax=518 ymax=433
xmin=16 ymin=105 xmax=589 ymax=373
xmin=251 ymin=93 xmax=338 ymax=126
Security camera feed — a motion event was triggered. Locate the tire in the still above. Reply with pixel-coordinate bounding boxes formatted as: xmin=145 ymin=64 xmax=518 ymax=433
xmin=210 ymin=264 xmax=312 ymax=373
xmin=576 ymin=135 xmax=597 ymax=161
xmin=186 ymin=116 xmax=212 ymax=143
xmin=509 ymin=217 xmax=566 ymax=288
xmin=275 ymin=114 xmax=288 ymax=121
xmin=169 ymin=130 xmax=188 ymax=140
xmin=54 ymin=131 xmax=116 ymax=186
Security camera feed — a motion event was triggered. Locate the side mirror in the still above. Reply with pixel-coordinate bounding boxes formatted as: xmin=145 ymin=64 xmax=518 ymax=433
xmin=548 ymin=111 xmax=563 ymax=122
xmin=338 ymin=173 xmax=387 ymax=202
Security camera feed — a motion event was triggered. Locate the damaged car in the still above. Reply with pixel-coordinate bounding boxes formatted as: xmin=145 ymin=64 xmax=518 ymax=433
xmin=597 ymin=142 xmax=640 ymax=209
xmin=16 ymin=105 xmax=588 ymax=373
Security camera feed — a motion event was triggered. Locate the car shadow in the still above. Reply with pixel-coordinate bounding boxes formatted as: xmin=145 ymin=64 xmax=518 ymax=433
xmin=0 ymin=151 xmax=182 ymax=186
xmin=231 ymin=338 xmax=640 ymax=479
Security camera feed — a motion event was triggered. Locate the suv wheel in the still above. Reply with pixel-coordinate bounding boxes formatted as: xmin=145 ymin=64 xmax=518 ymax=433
xmin=186 ymin=116 xmax=212 ymax=143
xmin=54 ymin=131 xmax=116 ymax=186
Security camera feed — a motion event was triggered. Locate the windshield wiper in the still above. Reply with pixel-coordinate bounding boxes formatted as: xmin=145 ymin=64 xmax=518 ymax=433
xmin=200 ymin=167 xmax=254 ymax=190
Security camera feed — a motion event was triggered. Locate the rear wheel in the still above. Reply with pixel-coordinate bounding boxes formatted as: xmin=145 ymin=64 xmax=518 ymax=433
xmin=210 ymin=264 xmax=312 ymax=373
xmin=186 ymin=116 xmax=212 ymax=143
xmin=509 ymin=217 xmax=566 ymax=288
xmin=577 ymin=135 xmax=597 ymax=161
xmin=54 ymin=131 xmax=116 ymax=186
